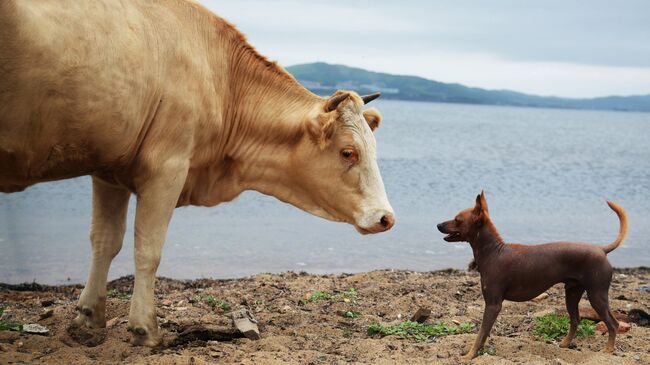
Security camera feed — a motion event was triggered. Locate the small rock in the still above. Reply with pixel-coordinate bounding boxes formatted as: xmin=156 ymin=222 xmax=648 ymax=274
xmin=39 ymin=309 xmax=54 ymax=320
xmin=177 ymin=300 xmax=185 ymax=306
xmin=23 ymin=323 xmax=49 ymax=336
xmin=279 ymin=305 xmax=292 ymax=313
xmin=231 ymin=308 xmax=260 ymax=340
xmin=595 ymin=321 xmax=630 ymax=334
xmin=633 ymin=355 xmax=640 ymax=361
xmin=162 ymin=299 xmax=173 ymax=306
xmin=635 ymin=286 xmax=650 ymax=293
xmin=106 ymin=317 xmax=123 ymax=328
xmin=175 ymin=307 xmax=188 ymax=311
xmin=40 ymin=300 xmax=55 ymax=307
xmin=628 ymin=309 xmax=650 ymax=327
xmin=452 ymin=319 xmax=461 ymax=325
xmin=397 ymin=313 xmax=402 ymax=320
xmin=410 ymin=307 xmax=431 ymax=323
xmin=16 ymin=341 xmax=23 ymax=348
xmin=532 ymin=292 xmax=549 ymax=302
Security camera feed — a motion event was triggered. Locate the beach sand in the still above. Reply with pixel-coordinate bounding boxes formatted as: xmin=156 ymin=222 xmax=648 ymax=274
xmin=1 ymin=268 xmax=648 ymax=364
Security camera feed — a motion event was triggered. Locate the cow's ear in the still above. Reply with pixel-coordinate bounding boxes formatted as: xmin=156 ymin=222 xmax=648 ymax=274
xmin=363 ymin=108 xmax=382 ymax=131
xmin=306 ymin=113 xmax=336 ymax=148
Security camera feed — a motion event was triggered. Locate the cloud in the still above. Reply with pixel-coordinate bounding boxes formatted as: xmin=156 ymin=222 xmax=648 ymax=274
xmin=198 ymin=0 xmax=650 ymax=98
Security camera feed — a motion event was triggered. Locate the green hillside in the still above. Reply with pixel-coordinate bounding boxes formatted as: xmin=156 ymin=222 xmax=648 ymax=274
xmin=286 ymin=62 xmax=650 ymax=112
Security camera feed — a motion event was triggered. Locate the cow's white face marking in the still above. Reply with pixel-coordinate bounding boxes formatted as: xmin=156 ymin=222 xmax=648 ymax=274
xmin=290 ymin=96 xmax=394 ymax=234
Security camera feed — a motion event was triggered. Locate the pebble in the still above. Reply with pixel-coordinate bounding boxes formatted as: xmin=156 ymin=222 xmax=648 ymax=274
xmin=633 ymin=355 xmax=640 ymax=361
xmin=595 ymin=321 xmax=631 ymax=334
xmin=279 ymin=305 xmax=292 ymax=314
xmin=39 ymin=309 xmax=54 ymax=320
xmin=23 ymin=323 xmax=49 ymax=335
xmin=162 ymin=299 xmax=173 ymax=306
xmin=175 ymin=307 xmax=188 ymax=311
xmin=532 ymin=292 xmax=549 ymax=302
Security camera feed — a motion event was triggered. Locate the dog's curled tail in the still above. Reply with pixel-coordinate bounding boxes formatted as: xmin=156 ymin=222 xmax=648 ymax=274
xmin=601 ymin=201 xmax=628 ymax=254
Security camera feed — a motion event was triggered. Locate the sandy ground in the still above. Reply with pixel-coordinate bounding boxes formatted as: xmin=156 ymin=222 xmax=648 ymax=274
xmin=1 ymin=268 xmax=649 ymax=364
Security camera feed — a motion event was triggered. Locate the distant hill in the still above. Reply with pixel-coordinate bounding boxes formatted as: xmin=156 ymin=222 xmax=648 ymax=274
xmin=286 ymin=62 xmax=650 ymax=112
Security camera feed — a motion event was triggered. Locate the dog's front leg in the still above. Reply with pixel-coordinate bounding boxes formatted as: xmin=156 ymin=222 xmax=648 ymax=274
xmin=463 ymin=301 xmax=502 ymax=360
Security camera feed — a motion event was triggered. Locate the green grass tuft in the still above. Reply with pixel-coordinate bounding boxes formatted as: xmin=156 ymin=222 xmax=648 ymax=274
xmin=299 ymin=291 xmax=332 ymax=305
xmin=107 ymin=289 xmax=132 ymax=300
xmin=195 ymin=294 xmax=231 ymax=311
xmin=344 ymin=311 xmax=361 ymax=318
xmin=533 ymin=314 xmax=595 ymax=341
xmin=368 ymin=320 xmax=475 ymax=342
xmin=299 ymin=288 xmax=358 ymax=305
xmin=0 ymin=307 xmax=22 ymax=332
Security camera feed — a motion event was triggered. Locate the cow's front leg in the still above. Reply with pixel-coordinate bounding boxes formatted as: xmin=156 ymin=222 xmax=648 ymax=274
xmin=74 ymin=178 xmax=130 ymax=328
xmin=127 ymin=160 xmax=188 ymax=346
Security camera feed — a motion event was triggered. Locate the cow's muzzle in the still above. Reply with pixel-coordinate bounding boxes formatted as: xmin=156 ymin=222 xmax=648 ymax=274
xmin=355 ymin=212 xmax=395 ymax=234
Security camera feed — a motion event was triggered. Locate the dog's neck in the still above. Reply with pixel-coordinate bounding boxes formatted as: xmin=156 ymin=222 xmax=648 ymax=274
xmin=467 ymin=221 xmax=504 ymax=271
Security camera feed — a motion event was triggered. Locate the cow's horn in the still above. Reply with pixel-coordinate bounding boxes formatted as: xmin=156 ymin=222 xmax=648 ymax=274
xmin=325 ymin=93 xmax=349 ymax=112
xmin=361 ymin=92 xmax=381 ymax=104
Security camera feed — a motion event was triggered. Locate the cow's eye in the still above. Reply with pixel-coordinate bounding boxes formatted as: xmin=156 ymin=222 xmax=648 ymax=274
xmin=340 ymin=148 xmax=358 ymax=162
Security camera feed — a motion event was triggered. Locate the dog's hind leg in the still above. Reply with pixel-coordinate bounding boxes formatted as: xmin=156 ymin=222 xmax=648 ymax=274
xmin=559 ymin=284 xmax=585 ymax=348
xmin=587 ymin=289 xmax=618 ymax=353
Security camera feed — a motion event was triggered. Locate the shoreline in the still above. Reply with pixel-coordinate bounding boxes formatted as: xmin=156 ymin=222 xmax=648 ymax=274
xmin=1 ymin=268 xmax=648 ymax=364
xmin=1 ymin=266 xmax=648 ymax=288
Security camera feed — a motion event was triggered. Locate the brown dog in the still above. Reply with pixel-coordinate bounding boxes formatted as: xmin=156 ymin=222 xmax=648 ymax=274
xmin=437 ymin=192 xmax=627 ymax=360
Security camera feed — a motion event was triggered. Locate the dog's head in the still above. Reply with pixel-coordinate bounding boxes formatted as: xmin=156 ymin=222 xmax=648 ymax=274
xmin=437 ymin=191 xmax=490 ymax=243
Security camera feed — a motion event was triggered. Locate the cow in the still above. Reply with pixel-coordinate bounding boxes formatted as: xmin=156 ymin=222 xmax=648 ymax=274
xmin=0 ymin=0 xmax=394 ymax=346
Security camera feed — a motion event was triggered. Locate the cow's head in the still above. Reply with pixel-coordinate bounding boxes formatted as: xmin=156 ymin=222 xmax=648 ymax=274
xmin=289 ymin=90 xmax=394 ymax=234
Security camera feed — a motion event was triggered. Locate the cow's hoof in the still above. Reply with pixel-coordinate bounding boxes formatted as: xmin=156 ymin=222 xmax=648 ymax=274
xmin=128 ymin=326 xmax=161 ymax=347
xmin=73 ymin=305 xmax=106 ymax=328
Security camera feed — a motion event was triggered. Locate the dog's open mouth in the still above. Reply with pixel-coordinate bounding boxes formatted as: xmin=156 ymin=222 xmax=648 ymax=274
xmin=443 ymin=232 xmax=461 ymax=242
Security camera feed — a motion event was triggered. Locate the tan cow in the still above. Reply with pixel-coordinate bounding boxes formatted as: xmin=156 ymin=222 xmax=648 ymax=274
xmin=0 ymin=0 xmax=394 ymax=346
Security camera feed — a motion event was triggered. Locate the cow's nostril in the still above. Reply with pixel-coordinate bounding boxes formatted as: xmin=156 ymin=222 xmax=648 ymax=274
xmin=380 ymin=213 xmax=395 ymax=229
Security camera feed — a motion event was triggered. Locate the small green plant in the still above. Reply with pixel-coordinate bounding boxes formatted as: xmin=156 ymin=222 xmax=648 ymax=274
xmin=299 ymin=291 xmax=332 ymax=305
xmin=368 ymin=320 xmax=475 ymax=342
xmin=340 ymin=288 xmax=358 ymax=301
xmin=195 ymin=294 xmax=231 ymax=311
xmin=0 ymin=307 xmax=22 ymax=332
xmin=478 ymin=346 xmax=496 ymax=356
xmin=299 ymin=288 xmax=358 ymax=305
xmin=107 ymin=289 xmax=131 ymax=300
xmin=344 ymin=311 xmax=361 ymax=318
xmin=533 ymin=314 xmax=595 ymax=341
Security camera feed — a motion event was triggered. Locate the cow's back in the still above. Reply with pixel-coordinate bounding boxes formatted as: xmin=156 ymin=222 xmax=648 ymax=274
xmin=0 ymin=0 xmax=215 ymax=191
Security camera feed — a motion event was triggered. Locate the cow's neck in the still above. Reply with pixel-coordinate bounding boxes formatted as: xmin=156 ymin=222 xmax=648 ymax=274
xmin=182 ymin=35 xmax=322 ymax=207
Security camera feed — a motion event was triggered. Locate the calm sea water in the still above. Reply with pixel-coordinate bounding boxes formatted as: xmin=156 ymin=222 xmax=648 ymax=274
xmin=1 ymin=101 xmax=649 ymax=284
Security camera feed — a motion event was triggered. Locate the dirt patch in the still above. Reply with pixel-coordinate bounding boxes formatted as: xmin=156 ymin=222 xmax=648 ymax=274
xmin=1 ymin=268 xmax=648 ymax=364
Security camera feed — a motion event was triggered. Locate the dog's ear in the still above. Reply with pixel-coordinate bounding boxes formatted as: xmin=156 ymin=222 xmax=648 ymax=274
xmin=474 ymin=191 xmax=489 ymax=223
xmin=479 ymin=190 xmax=489 ymax=214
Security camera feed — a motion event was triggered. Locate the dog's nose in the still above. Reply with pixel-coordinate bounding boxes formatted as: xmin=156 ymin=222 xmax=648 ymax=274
xmin=437 ymin=223 xmax=444 ymax=232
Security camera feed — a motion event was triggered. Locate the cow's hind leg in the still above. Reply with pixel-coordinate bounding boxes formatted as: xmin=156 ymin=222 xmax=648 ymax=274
xmin=127 ymin=160 xmax=188 ymax=347
xmin=74 ymin=178 xmax=130 ymax=328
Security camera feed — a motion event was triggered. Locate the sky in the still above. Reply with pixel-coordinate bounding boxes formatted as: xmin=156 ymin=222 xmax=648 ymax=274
xmin=198 ymin=0 xmax=650 ymax=98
